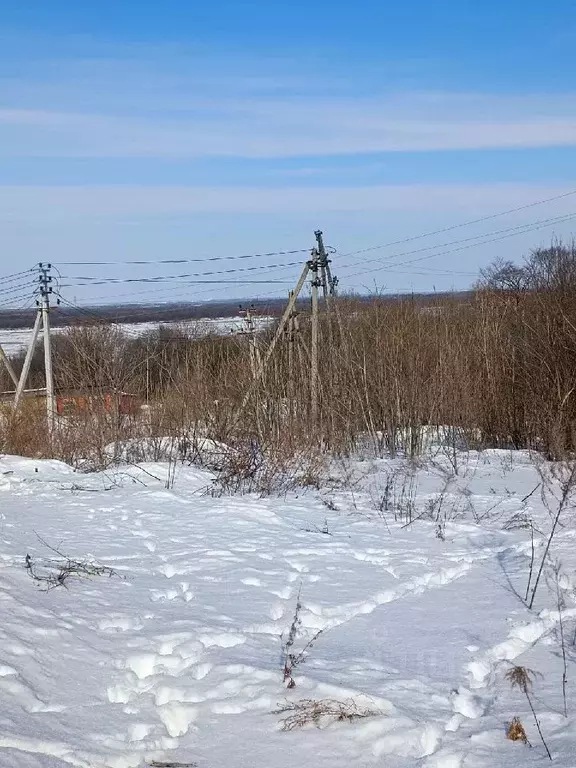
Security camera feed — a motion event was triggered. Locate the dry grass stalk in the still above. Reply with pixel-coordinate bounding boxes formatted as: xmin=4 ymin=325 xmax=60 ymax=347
xmin=505 ymin=665 xmax=552 ymax=760
xmin=507 ymin=716 xmax=531 ymax=745
xmin=282 ymin=586 xmax=324 ymax=688
xmin=148 ymin=761 xmax=197 ymax=767
xmin=274 ymin=698 xmax=381 ymax=730
xmin=25 ymin=537 xmax=118 ymax=590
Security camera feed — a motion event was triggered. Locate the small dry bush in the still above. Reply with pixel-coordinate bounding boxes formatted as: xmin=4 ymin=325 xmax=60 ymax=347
xmin=211 ymin=438 xmax=328 ymax=497
xmin=274 ymin=698 xmax=381 ymax=730
xmin=505 ymin=665 xmax=551 ymax=760
xmin=148 ymin=762 xmax=197 ymax=768
xmin=282 ymin=586 xmax=324 ymax=688
xmin=507 ymin=716 xmax=530 ymax=745
xmin=25 ymin=539 xmax=118 ymax=591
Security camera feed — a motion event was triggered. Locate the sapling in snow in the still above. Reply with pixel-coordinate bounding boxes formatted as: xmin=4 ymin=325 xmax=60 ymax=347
xmin=281 ymin=585 xmax=324 ymax=688
xmin=505 ymin=665 xmax=552 ymax=760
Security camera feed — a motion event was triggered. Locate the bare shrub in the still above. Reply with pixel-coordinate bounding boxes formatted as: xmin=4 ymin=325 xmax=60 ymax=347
xmin=546 ymin=561 xmax=569 ymax=718
xmin=505 ymin=665 xmax=552 ymax=760
xmin=148 ymin=762 xmax=197 ymax=768
xmin=528 ymin=462 xmax=576 ymax=609
xmin=25 ymin=539 xmax=118 ymax=590
xmin=506 ymin=716 xmax=531 ymax=746
xmin=282 ymin=586 xmax=324 ymax=688
xmin=274 ymin=698 xmax=381 ymax=730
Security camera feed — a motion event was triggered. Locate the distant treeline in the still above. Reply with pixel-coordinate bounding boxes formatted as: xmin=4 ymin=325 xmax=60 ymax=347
xmin=0 ymin=292 xmax=470 ymax=329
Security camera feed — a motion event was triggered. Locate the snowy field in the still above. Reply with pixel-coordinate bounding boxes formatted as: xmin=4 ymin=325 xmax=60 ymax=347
xmin=0 ymin=315 xmax=272 ymax=354
xmin=1 ymin=448 xmax=576 ymax=767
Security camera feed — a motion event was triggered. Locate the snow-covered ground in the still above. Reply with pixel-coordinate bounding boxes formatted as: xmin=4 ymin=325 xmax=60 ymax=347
xmin=0 ymin=315 xmax=272 ymax=354
xmin=1 ymin=448 xmax=576 ymax=767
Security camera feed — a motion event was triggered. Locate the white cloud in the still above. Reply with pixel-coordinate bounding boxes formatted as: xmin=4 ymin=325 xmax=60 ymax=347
xmin=1 ymin=183 xmax=574 ymax=220
xmin=1 ymin=90 xmax=576 ymax=158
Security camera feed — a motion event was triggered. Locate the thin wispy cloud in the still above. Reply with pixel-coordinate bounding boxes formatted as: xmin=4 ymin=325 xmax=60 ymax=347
xmin=1 ymin=19 xmax=575 ymax=292
xmin=2 ymin=51 xmax=576 ymax=160
xmin=1 ymin=92 xmax=576 ymax=159
xmin=1 ymin=183 xmax=574 ymax=221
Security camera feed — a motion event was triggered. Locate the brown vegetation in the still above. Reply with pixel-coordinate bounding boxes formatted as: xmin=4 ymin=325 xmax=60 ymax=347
xmin=1 ymin=241 xmax=576 ymax=475
xmin=506 ymin=716 xmax=529 ymax=744
xmin=273 ymin=698 xmax=381 ymax=730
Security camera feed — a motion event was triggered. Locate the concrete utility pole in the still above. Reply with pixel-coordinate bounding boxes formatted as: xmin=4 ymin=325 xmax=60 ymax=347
xmin=314 ymin=229 xmax=338 ymax=298
xmin=309 ymin=252 xmax=321 ymax=424
xmin=14 ymin=311 xmax=42 ymax=409
xmin=285 ymin=292 xmax=296 ymax=404
xmin=0 ymin=344 xmax=18 ymax=387
xmin=39 ymin=263 xmax=56 ymax=430
xmin=237 ymin=260 xmax=311 ymax=417
xmin=238 ymin=305 xmax=261 ymax=380
xmin=234 ymin=229 xmax=339 ymax=427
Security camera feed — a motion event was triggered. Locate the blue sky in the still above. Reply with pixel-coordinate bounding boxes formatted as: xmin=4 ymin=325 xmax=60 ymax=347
xmin=1 ymin=0 xmax=575 ymax=304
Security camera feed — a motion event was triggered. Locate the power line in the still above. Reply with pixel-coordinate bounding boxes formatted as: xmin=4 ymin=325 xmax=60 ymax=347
xmin=73 ymin=275 xmax=295 ymax=307
xmin=338 ymin=188 xmax=576 ymax=259
xmin=340 ymin=211 xmax=576 ymax=281
xmin=56 ymin=248 xmax=311 ymax=267
xmin=335 ymin=210 xmax=576 ymax=275
xmin=0 ymin=269 xmax=36 ymax=286
xmin=61 ymin=259 xmax=306 ymax=286
xmin=332 ymin=257 xmax=477 ymax=278
xmin=65 ymin=279 xmax=293 ymax=288
xmin=0 ymin=281 xmax=37 ymax=298
xmin=382 ymin=267 xmax=477 ymax=277
xmin=67 ymin=260 xmax=304 ymax=302
xmin=0 ymin=291 xmax=37 ymax=309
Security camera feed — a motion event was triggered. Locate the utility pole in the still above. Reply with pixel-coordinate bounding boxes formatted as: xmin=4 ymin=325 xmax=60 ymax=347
xmin=13 ymin=311 xmax=42 ymax=409
xmin=286 ymin=292 xmax=295 ymax=400
xmin=314 ymin=230 xmax=338 ymax=299
xmin=0 ymin=344 xmax=18 ymax=388
xmin=234 ymin=230 xmax=339 ymax=427
xmin=237 ymin=260 xmax=311 ymax=417
xmin=39 ymin=263 xmax=56 ymax=430
xmin=309 ymin=253 xmax=320 ymax=425
xmin=238 ymin=305 xmax=261 ymax=380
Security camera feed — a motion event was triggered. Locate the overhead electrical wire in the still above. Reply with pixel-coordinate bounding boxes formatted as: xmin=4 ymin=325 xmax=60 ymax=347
xmin=338 ymin=188 xmax=576 ymax=259
xmin=335 ymin=210 xmax=576 ymax=274
xmin=77 ymin=274 xmax=297 ymax=307
xmin=56 ymin=248 xmax=312 ymax=267
xmin=339 ymin=211 xmax=576 ymax=281
xmin=0 ymin=270 xmax=37 ymax=288
xmin=0 ymin=284 xmax=37 ymax=300
xmin=1 ymin=268 xmax=36 ymax=279
xmin=2 ymin=187 xmax=575 ymax=314
xmin=60 ymin=258 xmax=308 ymax=286
xmin=0 ymin=291 xmax=37 ymax=309
xmin=53 ymin=187 xmax=576 ymax=269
